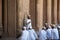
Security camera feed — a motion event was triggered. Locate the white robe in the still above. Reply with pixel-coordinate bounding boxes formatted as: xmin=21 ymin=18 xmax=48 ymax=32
xmin=26 ymin=19 xmax=32 ymax=29
xmin=51 ymin=28 xmax=59 ymax=39
xmin=46 ymin=28 xmax=52 ymax=39
xmin=28 ymin=29 xmax=38 ymax=40
xmin=39 ymin=30 xmax=47 ymax=40
xmin=19 ymin=30 xmax=29 ymax=40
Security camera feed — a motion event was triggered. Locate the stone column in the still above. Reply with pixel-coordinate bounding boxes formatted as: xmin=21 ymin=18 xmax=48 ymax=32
xmin=0 ymin=0 xmax=2 ymax=36
xmin=4 ymin=0 xmax=8 ymax=37
xmin=18 ymin=0 xmax=24 ymax=29
xmin=22 ymin=0 xmax=30 ymax=26
xmin=43 ymin=0 xmax=47 ymax=24
xmin=23 ymin=0 xmax=29 ymax=15
xmin=29 ymin=0 xmax=36 ymax=29
xmin=47 ymin=0 xmax=52 ymax=24
xmin=54 ymin=0 xmax=57 ymax=24
xmin=59 ymin=0 xmax=60 ymax=22
xmin=37 ymin=0 xmax=43 ymax=29
xmin=8 ymin=0 xmax=16 ymax=37
xmin=18 ymin=0 xmax=29 ymax=29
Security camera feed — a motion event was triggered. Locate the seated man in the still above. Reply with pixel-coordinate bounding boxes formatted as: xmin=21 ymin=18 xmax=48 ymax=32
xmin=28 ymin=27 xmax=38 ymax=40
xmin=18 ymin=27 xmax=29 ymax=40
xmin=46 ymin=24 xmax=52 ymax=40
xmin=51 ymin=24 xmax=59 ymax=40
xmin=39 ymin=27 xmax=47 ymax=40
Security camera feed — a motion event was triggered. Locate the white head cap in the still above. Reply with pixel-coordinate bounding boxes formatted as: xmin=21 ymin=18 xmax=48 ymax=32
xmin=30 ymin=27 xmax=32 ymax=29
xmin=53 ymin=24 xmax=56 ymax=27
xmin=23 ymin=26 xmax=26 ymax=30
xmin=43 ymin=26 xmax=46 ymax=30
xmin=58 ymin=26 xmax=60 ymax=28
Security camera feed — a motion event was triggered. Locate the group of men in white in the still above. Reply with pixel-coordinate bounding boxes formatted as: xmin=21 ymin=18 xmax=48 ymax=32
xmin=18 ymin=15 xmax=60 ymax=40
xmin=39 ymin=23 xmax=60 ymax=40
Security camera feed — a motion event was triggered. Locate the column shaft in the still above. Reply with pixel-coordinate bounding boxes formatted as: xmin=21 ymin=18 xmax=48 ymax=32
xmin=30 ymin=0 xmax=36 ymax=29
xmin=8 ymin=0 xmax=16 ymax=37
xmin=18 ymin=0 xmax=29 ymax=28
xmin=0 ymin=0 xmax=2 ymax=36
xmin=59 ymin=0 xmax=60 ymax=22
xmin=43 ymin=0 xmax=47 ymax=24
xmin=54 ymin=0 xmax=57 ymax=24
xmin=47 ymin=0 xmax=52 ymax=24
xmin=4 ymin=0 xmax=8 ymax=37
xmin=18 ymin=0 xmax=24 ymax=29
xmin=37 ymin=0 xmax=43 ymax=29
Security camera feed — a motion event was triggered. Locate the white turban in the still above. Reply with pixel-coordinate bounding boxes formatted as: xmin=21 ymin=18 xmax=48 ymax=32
xmin=29 ymin=26 xmax=32 ymax=29
xmin=58 ymin=26 xmax=60 ymax=28
xmin=23 ymin=26 xmax=26 ymax=30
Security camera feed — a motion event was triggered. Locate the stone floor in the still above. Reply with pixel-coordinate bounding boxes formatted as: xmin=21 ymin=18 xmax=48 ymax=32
xmin=0 ymin=38 xmax=17 ymax=40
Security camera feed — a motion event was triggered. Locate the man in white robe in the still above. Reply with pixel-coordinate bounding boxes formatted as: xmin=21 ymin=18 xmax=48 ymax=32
xmin=51 ymin=24 xmax=59 ymax=40
xmin=46 ymin=24 xmax=52 ymax=40
xmin=57 ymin=24 xmax=60 ymax=39
xmin=39 ymin=27 xmax=47 ymax=40
xmin=18 ymin=27 xmax=29 ymax=40
xmin=26 ymin=18 xmax=32 ymax=29
xmin=28 ymin=27 xmax=38 ymax=40
xmin=24 ymin=15 xmax=32 ymax=29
